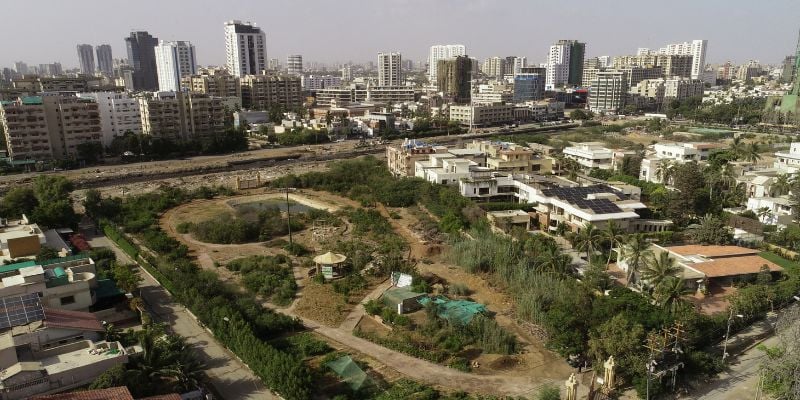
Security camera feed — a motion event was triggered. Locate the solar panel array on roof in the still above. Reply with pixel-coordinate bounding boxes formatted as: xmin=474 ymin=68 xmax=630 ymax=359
xmin=541 ymin=185 xmax=625 ymax=214
xmin=0 ymin=293 xmax=45 ymax=329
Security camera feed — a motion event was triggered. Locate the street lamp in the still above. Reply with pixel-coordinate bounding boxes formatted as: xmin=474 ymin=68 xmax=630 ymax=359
xmin=722 ymin=309 xmax=744 ymax=362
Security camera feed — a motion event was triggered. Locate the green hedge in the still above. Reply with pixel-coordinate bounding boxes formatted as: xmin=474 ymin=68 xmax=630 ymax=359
xmin=100 ymin=220 xmax=139 ymax=259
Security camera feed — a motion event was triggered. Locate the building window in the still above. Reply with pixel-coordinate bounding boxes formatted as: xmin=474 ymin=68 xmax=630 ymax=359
xmin=60 ymin=295 xmax=76 ymax=305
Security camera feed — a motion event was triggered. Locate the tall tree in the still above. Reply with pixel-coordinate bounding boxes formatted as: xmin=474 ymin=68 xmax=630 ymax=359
xmin=0 ymin=187 xmax=38 ymax=218
xmin=728 ymin=136 xmax=745 ymax=159
xmin=742 ymin=142 xmax=762 ymax=164
xmin=602 ymin=221 xmax=626 ymax=266
xmin=655 ymin=160 xmax=675 ymax=184
xmin=772 ymin=174 xmax=791 ymax=197
xmin=641 ymin=252 xmax=681 ymax=293
xmin=620 ymin=234 xmax=652 ymax=289
xmin=572 ymin=223 xmax=602 ymax=260
xmin=687 ymin=214 xmax=732 ymax=245
xmin=653 ymin=276 xmax=691 ymax=314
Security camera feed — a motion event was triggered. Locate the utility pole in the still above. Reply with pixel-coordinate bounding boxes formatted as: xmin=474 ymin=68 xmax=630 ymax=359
xmin=285 ymin=186 xmax=293 ymax=248
xmin=722 ymin=308 xmax=744 ymax=362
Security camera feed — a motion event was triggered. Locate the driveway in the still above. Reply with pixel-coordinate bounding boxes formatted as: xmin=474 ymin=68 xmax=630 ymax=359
xmin=138 ymin=266 xmax=281 ymax=400
xmin=95 ymin=235 xmax=281 ymax=400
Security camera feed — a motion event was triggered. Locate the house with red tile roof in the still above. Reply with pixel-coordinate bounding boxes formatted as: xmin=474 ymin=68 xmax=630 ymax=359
xmin=616 ymin=244 xmax=783 ymax=295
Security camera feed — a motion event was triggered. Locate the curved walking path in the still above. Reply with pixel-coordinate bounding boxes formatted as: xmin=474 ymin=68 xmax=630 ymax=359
xmin=159 ymin=193 xmax=577 ymax=397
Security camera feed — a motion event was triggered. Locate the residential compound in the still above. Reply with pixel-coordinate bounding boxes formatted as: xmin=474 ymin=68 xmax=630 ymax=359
xmin=240 ymin=74 xmax=303 ymax=110
xmin=639 ymin=142 xmax=724 ymax=184
xmin=774 ymin=142 xmax=800 ymax=174
xmin=638 ymin=39 xmax=708 ymax=80
xmin=0 ymin=255 xmax=121 ymax=312
xmin=735 ymin=142 xmax=800 ymax=225
xmin=387 ymin=139 xmax=670 ymax=233
xmin=181 ymin=68 xmax=242 ymax=99
xmin=0 ymin=302 xmax=135 ymax=400
xmin=76 ymin=92 xmax=142 ymax=146
xmin=583 ymin=39 xmax=707 ymax=113
xmin=137 ymin=91 xmax=226 ymax=142
xmin=0 ymin=93 xmax=101 ymax=160
xmin=563 ymin=142 xmax=614 ymax=169
xmin=617 ymin=245 xmax=782 ymax=295
xmin=315 ymin=83 xmax=414 ymax=106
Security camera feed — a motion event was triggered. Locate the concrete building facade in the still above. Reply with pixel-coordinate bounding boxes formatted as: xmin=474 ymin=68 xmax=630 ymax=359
xmin=1 ymin=94 xmax=102 ymax=161
xmin=378 ymin=52 xmax=403 ymax=87
xmin=76 ymin=44 xmax=94 ymax=75
xmin=428 ymin=44 xmax=466 ymax=82
xmin=124 ymin=31 xmax=159 ymax=91
xmin=224 ymin=20 xmax=267 ymax=77
xmin=137 ymin=91 xmax=226 ymax=143
xmin=240 ymin=74 xmax=302 ymax=110
xmin=95 ymin=45 xmax=113 ymax=76
xmin=154 ymin=40 xmax=197 ymax=92
xmin=589 ymin=71 xmax=628 ymax=113
xmin=76 ymin=92 xmax=142 ymax=147
xmin=181 ymin=69 xmax=242 ymax=99
xmin=287 ymin=55 xmax=303 ymax=75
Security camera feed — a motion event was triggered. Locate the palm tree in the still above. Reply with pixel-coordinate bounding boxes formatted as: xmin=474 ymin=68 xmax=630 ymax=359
xmin=772 ymin=174 xmax=791 ymax=196
xmin=572 ymin=223 xmax=603 ymax=261
xmin=742 ymin=143 xmax=762 ymax=164
xmin=655 ymin=160 xmax=674 ymax=184
xmin=654 ymin=276 xmax=691 ymax=314
xmin=620 ymin=234 xmax=652 ymax=288
xmin=757 ymin=206 xmax=773 ymax=223
xmin=719 ymin=163 xmax=737 ymax=190
xmin=602 ymin=221 xmax=626 ymax=266
xmin=729 ymin=136 xmax=745 ymax=159
xmin=641 ymin=252 xmax=681 ymax=294
xmin=162 ymin=353 xmax=206 ymax=392
xmin=535 ymin=245 xmax=571 ymax=274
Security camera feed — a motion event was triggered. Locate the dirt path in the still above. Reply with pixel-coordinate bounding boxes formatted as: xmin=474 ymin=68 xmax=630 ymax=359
xmin=159 ymin=192 xmax=578 ymax=397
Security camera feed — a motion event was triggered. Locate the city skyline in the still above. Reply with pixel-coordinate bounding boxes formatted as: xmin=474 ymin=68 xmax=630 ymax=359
xmin=2 ymin=0 xmax=800 ymax=69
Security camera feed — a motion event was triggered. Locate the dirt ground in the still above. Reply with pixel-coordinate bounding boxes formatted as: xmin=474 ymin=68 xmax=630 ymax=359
xmin=377 ymin=204 xmax=574 ymax=379
xmin=160 ymin=189 xmax=391 ymax=326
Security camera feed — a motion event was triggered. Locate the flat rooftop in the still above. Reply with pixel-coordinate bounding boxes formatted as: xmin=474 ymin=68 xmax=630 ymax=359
xmin=688 ymin=255 xmax=783 ymax=278
xmin=666 ymin=245 xmax=759 ymax=258
xmin=37 ymin=341 xmax=125 ymax=375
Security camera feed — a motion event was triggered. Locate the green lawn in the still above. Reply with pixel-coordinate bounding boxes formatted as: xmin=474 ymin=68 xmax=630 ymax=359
xmin=759 ymin=251 xmax=799 ymax=274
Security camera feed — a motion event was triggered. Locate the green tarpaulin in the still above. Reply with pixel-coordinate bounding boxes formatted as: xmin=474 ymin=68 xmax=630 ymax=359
xmin=418 ymin=296 xmax=488 ymax=325
xmin=325 ymin=355 xmax=371 ymax=391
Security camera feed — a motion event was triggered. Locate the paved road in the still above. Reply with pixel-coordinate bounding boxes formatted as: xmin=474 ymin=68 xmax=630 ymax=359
xmin=137 ymin=266 xmax=281 ymax=400
xmin=684 ymin=309 xmax=795 ymax=400
xmin=94 ymin=235 xmax=280 ymax=400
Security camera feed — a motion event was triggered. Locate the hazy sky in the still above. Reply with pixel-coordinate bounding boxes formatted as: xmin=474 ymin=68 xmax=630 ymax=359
xmin=3 ymin=0 xmax=799 ymax=69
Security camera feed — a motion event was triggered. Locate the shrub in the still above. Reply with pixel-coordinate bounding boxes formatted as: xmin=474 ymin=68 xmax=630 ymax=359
xmin=448 ymin=283 xmax=471 ymax=296
xmin=175 ymin=222 xmax=191 ymax=234
xmin=447 ymin=357 xmax=471 ymax=372
xmin=287 ymin=332 xmax=331 ymax=358
xmin=332 ymin=273 xmax=367 ymax=297
xmin=536 ymin=384 xmax=561 ymax=400
xmin=364 ymin=299 xmax=383 ymax=316
xmin=284 ymin=242 xmax=309 ymax=256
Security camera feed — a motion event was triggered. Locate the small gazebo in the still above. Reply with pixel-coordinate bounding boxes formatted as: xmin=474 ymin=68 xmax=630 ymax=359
xmin=313 ymin=251 xmax=347 ymax=280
